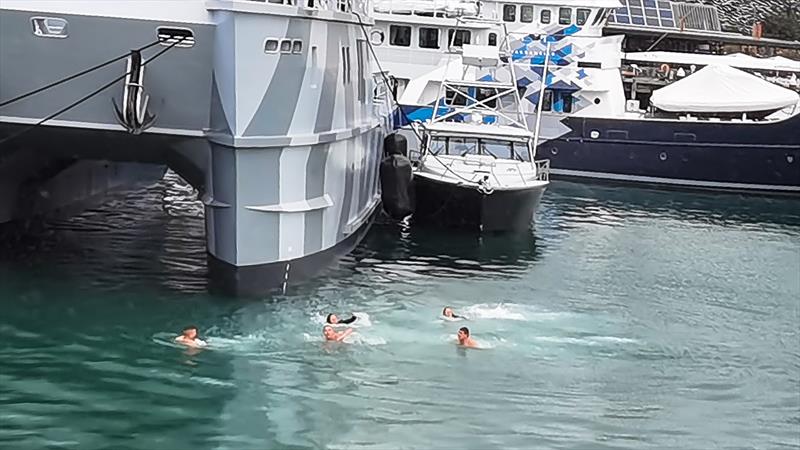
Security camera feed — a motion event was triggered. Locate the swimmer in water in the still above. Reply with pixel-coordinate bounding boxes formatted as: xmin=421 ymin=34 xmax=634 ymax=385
xmin=326 ymin=313 xmax=357 ymax=325
xmin=174 ymin=325 xmax=207 ymax=348
xmin=442 ymin=306 xmax=464 ymax=320
xmin=323 ymin=325 xmax=353 ymax=342
xmin=456 ymin=327 xmax=479 ymax=348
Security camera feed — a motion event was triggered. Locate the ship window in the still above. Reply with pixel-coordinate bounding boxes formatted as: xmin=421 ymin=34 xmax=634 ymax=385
xmin=559 ymin=8 xmax=572 ymax=24
xmin=520 ymin=5 xmax=534 ymax=22
xmin=450 ymin=138 xmax=477 ymax=156
xmin=503 ymin=4 xmax=516 ymax=22
xmin=280 ymin=39 xmax=292 ymax=53
xmin=447 ymin=29 xmax=471 ymax=47
xmin=481 ymin=139 xmax=519 ymax=160
xmin=342 ymin=46 xmax=352 ymax=84
xmin=476 ymin=88 xmax=498 ymax=108
xmin=445 ymin=87 xmax=469 ymax=106
xmin=419 ymin=27 xmax=439 ymax=49
xmin=576 ymin=8 xmax=591 ymax=25
xmin=389 ymin=25 xmax=411 ymax=46
xmin=292 ymin=40 xmax=303 ymax=54
xmin=488 ymin=32 xmax=497 ymax=46
xmin=542 ymin=90 xmax=553 ymax=112
xmin=264 ymin=39 xmax=279 ymax=53
xmin=540 ymin=9 xmax=552 ymax=24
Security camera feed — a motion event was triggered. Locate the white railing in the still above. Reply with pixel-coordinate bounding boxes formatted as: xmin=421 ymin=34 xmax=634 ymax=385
xmin=248 ymin=0 xmax=371 ymax=17
xmin=535 ymin=159 xmax=550 ymax=182
xmin=373 ymin=0 xmax=480 ymax=18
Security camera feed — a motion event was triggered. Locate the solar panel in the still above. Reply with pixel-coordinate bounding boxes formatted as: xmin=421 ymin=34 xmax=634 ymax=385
xmin=607 ymin=0 xmax=721 ymax=31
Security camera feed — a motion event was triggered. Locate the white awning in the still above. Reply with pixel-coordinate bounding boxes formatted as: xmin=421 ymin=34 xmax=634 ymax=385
xmin=650 ymin=65 xmax=800 ymax=113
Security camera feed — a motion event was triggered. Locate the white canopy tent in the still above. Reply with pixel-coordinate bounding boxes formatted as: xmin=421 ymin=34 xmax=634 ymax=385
xmin=650 ymin=65 xmax=800 ymax=113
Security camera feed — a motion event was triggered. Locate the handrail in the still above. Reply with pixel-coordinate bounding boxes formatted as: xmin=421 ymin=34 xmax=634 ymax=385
xmin=535 ymin=159 xmax=550 ymax=182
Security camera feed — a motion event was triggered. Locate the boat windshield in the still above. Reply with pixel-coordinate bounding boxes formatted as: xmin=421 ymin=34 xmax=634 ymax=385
xmin=426 ymin=136 xmax=529 ymax=161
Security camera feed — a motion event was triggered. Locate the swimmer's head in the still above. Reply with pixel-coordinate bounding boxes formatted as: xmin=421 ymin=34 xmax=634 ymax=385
xmin=182 ymin=326 xmax=198 ymax=340
xmin=457 ymin=326 xmax=470 ymax=343
xmin=326 ymin=313 xmax=338 ymax=324
xmin=442 ymin=307 xmax=454 ymax=318
xmin=323 ymin=325 xmax=337 ymax=340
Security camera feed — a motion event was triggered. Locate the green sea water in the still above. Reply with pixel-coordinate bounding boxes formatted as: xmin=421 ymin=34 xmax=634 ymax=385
xmin=1 ymin=176 xmax=798 ymax=449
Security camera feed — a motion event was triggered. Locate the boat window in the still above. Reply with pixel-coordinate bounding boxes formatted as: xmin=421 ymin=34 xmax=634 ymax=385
xmin=540 ymin=9 xmax=551 ymax=24
xmin=520 ymin=5 xmax=534 ymax=22
xmin=476 ymin=88 xmax=498 ymax=108
xmin=559 ymin=7 xmax=572 ymax=25
xmin=488 ymin=32 xmax=497 ymax=46
xmin=481 ymin=140 xmax=515 ymax=159
xmin=389 ymin=25 xmax=411 ymax=47
xmin=576 ymin=8 xmax=591 ymax=25
xmin=449 ymin=138 xmax=478 ymax=156
xmin=419 ymin=27 xmax=439 ymax=49
xmin=553 ymin=91 xmax=572 ymax=113
xmin=503 ymin=4 xmax=516 ymax=22
xmin=292 ymin=40 xmax=303 ymax=54
xmin=280 ymin=39 xmax=292 ymax=53
xmin=428 ymin=137 xmax=448 ymax=155
xmin=447 ymin=29 xmax=471 ymax=47
xmin=264 ymin=39 xmax=279 ymax=53
xmin=542 ymin=90 xmax=553 ymax=112
xmin=445 ymin=87 xmax=468 ymax=106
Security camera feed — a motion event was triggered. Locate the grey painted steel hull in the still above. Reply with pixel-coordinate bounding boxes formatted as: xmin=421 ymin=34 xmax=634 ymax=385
xmin=0 ymin=1 xmax=388 ymax=294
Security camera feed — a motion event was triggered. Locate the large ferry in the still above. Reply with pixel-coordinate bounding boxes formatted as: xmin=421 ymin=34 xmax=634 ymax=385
xmin=370 ymin=0 xmax=800 ymax=194
xmin=0 ymin=0 xmax=392 ymax=294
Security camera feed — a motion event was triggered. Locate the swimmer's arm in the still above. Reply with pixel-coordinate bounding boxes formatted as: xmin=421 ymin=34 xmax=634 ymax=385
xmin=337 ymin=328 xmax=354 ymax=341
xmin=339 ymin=315 xmax=357 ymax=324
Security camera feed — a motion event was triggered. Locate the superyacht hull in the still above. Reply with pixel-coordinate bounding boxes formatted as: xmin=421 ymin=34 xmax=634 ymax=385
xmin=0 ymin=0 xmax=389 ymax=294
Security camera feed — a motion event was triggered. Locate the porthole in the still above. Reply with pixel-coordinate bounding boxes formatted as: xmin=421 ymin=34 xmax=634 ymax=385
xmin=589 ymin=130 xmax=600 ymax=139
xmin=788 ymin=154 xmax=795 ymax=163
xmin=370 ymin=29 xmax=385 ymax=45
xmin=292 ymin=40 xmax=303 ymax=54
xmin=265 ymin=39 xmax=279 ymax=53
xmin=594 ymin=97 xmax=601 ymax=104
xmin=659 ymin=152 xmax=668 ymax=161
xmin=550 ymin=147 xmax=558 ymax=155
xmin=280 ymin=39 xmax=292 ymax=53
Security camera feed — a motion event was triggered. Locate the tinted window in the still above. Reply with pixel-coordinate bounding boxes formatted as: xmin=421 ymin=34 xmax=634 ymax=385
xmin=542 ymin=90 xmax=553 ymax=112
xmin=520 ymin=5 xmax=534 ymax=22
xmin=389 ymin=25 xmax=411 ymax=46
xmin=419 ymin=27 xmax=439 ymax=49
xmin=540 ymin=9 xmax=551 ymax=24
xmin=576 ymin=8 xmax=591 ymax=25
xmin=488 ymin=32 xmax=497 ymax=46
xmin=447 ymin=29 xmax=471 ymax=47
xmin=559 ymin=7 xmax=571 ymax=25
xmin=503 ymin=4 xmax=516 ymax=22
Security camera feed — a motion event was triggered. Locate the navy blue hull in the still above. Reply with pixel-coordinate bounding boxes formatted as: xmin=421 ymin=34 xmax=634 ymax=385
xmin=539 ymin=114 xmax=800 ymax=194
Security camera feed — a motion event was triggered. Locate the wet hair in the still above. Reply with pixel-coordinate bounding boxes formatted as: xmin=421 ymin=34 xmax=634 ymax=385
xmin=459 ymin=327 xmax=469 ymax=336
xmin=326 ymin=314 xmax=334 ymax=324
xmin=183 ymin=325 xmax=198 ymax=333
xmin=323 ymin=325 xmax=333 ymax=333
xmin=442 ymin=307 xmax=450 ymax=315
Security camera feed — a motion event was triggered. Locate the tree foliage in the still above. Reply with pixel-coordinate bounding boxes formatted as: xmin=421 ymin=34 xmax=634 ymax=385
xmin=762 ymin=4 xmax=800 ymax=41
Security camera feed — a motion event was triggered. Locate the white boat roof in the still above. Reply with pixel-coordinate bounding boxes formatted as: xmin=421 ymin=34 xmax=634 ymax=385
xmin=624 ymin=51 xmax=800 ymax=73
xmin=650 ymin=65 xmax=800 ymax=113
xmin=423 ymin=122 xmax=533 ymax=140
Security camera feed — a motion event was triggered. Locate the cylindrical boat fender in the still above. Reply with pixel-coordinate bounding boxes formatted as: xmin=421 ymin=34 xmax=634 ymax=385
xmin=380 ymin=134 xmax=413 ymax=220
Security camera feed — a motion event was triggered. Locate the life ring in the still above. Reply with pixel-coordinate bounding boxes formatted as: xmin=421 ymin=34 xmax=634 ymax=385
xmin=660 ymin=63 xmax=670 ymax=74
